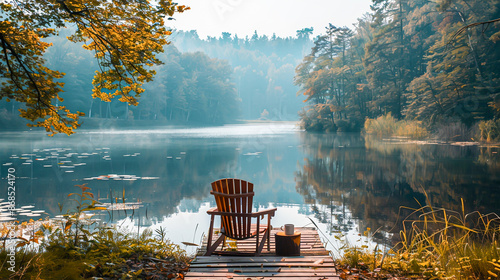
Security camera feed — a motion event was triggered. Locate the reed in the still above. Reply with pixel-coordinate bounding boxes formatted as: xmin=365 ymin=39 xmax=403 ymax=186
xmin=335 ymin=197 xmax=500 ymax=279
xmin=478 ymin=119 xmax=500 ymax=143
xmin=364 ymin=113 xmax=398 ymax=137
xmin=364 ymin=113 xmax=430 ymax=139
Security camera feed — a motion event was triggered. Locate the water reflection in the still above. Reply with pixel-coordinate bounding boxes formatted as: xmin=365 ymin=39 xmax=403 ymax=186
xmin=1 ymin=124 xmax=499 ymax=250
xmin=295 ymin=133 xmax=500 ymax=243
xmin=0 ymin=123 xmax=305 ymax=221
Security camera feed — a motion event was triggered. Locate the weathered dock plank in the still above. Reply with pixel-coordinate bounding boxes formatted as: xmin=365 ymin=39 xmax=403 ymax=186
xmin=185 ymin=227 xmax=339 ymax=280
xmin=184 ymin=275 xmax=340 ymax=280
xmin=197 ymin=226 xmax=329 ymax=256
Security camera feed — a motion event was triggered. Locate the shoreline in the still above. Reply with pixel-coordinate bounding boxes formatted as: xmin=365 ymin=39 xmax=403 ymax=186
xmin=367 ymin=134 xmax=500 ymax=148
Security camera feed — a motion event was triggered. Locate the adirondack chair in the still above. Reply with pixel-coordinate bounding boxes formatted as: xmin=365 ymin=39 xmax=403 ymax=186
xmin=205 ymin=178 xmax=277 ymax=256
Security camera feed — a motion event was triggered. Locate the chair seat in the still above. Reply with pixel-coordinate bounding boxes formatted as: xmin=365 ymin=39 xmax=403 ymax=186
xmin=207 ymin=225 xmax=272 ymax=256
xmin=214 ymin=224 xmax=269 ymax=240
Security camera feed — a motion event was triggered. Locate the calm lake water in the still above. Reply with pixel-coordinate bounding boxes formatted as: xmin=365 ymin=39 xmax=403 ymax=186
xmin=1 ymin=122 xmax=499 ymax=254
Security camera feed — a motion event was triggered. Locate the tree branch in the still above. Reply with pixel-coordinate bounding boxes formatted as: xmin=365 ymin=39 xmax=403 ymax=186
xmin=0 ymin=32 xmax=51 ymax=112
xmin=451 ymin=18 xmax=500 ymax=43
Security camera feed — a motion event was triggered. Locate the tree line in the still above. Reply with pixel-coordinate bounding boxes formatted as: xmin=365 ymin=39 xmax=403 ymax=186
xmin=295 ymin=0 xmax=500 ymax=133
xmin=1 ymin=25 xmax=314 ymax=131
xmin=170 ymin=29 xmax=313 ymax=121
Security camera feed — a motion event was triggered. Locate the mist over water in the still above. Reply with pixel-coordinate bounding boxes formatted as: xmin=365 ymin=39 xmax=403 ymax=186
xmin=1 ymin=122 xmax=499 ymax=252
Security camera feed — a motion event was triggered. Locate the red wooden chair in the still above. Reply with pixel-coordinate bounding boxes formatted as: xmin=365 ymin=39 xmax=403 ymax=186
xmin=205 ymin=178 xmax=277 ymax=256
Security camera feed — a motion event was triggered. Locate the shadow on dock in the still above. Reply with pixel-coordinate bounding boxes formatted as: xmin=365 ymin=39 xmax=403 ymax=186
xmin=185 ymin=227 xmax=339 ymax=279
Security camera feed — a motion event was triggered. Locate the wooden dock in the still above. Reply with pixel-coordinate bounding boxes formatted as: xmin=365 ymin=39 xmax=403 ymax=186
xmin=185 ymin=227 xmax=339 ymax=279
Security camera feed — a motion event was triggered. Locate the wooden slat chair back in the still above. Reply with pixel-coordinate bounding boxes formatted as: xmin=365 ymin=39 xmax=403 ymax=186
xmin=205 ymin=178 xmax=277 ymax=256
xmin=212 ymin=179 xmax=254 ymax=239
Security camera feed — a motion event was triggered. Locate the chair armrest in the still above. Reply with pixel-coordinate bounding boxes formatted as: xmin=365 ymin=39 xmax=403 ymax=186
xmin=251 ymin=207 xmax=277 ymax=217
xmin=206 ymin=207 xmax=219 ymax=214
xmin=207 ymin=207 xmax=277 ymax=218
xmin=207 ymin=210 xmax=252 ymax=217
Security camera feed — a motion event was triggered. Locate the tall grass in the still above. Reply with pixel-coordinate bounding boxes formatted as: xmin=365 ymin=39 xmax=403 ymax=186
xmin=364 ymin=113 xmax=429 ymax=139
xmin=335 ymin=198 xmax=500 ymax=279
xmin=396 ymin=120 xmax=430 ymax=139
xmin=364 ymin=113 xmax=399 ymax=137
xmin=393 ymin=199 xmax=500 ymax=279
xmin=0 ymin=185 xmax=188 ymax=279
xmin=478 ymin=119 xmax=500 ymax=143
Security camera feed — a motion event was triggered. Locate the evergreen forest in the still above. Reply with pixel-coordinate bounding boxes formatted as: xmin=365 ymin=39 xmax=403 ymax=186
xmin=295 ymin=0 xmax=500 ymax=135
xmin=1 ymin=0 xmax=499 ymax=138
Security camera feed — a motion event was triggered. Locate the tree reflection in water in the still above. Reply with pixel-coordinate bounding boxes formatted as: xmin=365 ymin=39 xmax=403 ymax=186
xmin=295 ymin=133 xmax=500 ymax=244
xmin=1 ymin=127 xmax=499 ymax=247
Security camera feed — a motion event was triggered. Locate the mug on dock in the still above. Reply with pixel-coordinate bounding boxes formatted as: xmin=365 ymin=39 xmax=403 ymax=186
xmin=281 ymin=224 xmax=294 ymax=235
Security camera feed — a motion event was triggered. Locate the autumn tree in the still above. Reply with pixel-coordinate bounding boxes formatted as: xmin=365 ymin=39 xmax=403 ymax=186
xmin=0 ymin=0 xmax=188 ymax=135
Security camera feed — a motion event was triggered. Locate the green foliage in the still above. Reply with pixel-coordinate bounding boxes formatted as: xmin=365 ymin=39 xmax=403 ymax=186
xmin=295 ymin=23 xmax=366 ymax=132
xmin=297 ymin=0 xmax=500 ymax=134
xmin=172 ymin=29 xmax=313 ymax=121
xmin=0 ymin=185 xmax=188 ymax=279
xmin=0 ymin=0 xmax=188 ymax=135
xmin=299 ymin=104 xmax=337 ymax=132
xmin=142 ymin=47 xmax=240 ymax=123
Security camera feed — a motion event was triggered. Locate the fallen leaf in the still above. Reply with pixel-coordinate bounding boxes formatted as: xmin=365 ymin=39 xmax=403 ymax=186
xmin=313 ymin=259 xmax=324 ymax=266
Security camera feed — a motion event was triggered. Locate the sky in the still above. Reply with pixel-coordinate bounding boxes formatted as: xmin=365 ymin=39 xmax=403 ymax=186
xmin=171 ymin=0 xmax=373 ymax=39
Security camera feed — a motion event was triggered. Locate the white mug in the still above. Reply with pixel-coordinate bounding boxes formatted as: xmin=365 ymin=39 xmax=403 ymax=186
xmin=281 ymin=224 xmax=294 ymax=235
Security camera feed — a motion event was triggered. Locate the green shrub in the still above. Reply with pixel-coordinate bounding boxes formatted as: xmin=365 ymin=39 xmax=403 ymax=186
xmin=299 ymin=106 xmax=337 ymax=132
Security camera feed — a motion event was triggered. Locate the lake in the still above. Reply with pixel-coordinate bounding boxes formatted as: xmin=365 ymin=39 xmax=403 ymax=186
xmin=1 ymin=122 xmax=499 ymax=254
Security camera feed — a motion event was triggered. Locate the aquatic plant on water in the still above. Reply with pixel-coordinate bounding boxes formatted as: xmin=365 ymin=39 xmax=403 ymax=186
xmin=0 ymin=184 xmax=189 ymax=279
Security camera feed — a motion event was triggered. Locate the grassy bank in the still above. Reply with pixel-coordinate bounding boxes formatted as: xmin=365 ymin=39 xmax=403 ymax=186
xmin=333 ymin=199 xmax=500 ymax=280
xmin=3 ymin=185 xmax=499 ymax=279
xmin=0 ymin=185 xmax=189 ymax=279
xmin=364 ymin=114 xmax=500 ymax=143
xmin=364 ymin=114 xmax=429 ymax=139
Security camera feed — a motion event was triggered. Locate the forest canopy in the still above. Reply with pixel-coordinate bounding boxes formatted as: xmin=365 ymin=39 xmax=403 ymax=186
xmin=171 ymin=29 xmax=314 ymax=121
xmin=0 ymin=0 xmax=188 ymax=135
xmin=295 ymin=0 xmax=500 ymax=133
xmin=0 ymin=27 xmax=313 ymax=130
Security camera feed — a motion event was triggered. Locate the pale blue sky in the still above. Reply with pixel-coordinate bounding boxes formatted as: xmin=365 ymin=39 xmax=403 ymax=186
xmin=172 ymin=0 xmax=373 ymax=38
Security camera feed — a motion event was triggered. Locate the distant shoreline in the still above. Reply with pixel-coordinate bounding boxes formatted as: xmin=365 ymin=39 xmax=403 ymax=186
xmin=0 ymin=118 xmax=301 ymax=135
xmin=367 ymin=135 xmax=500 ymax=148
